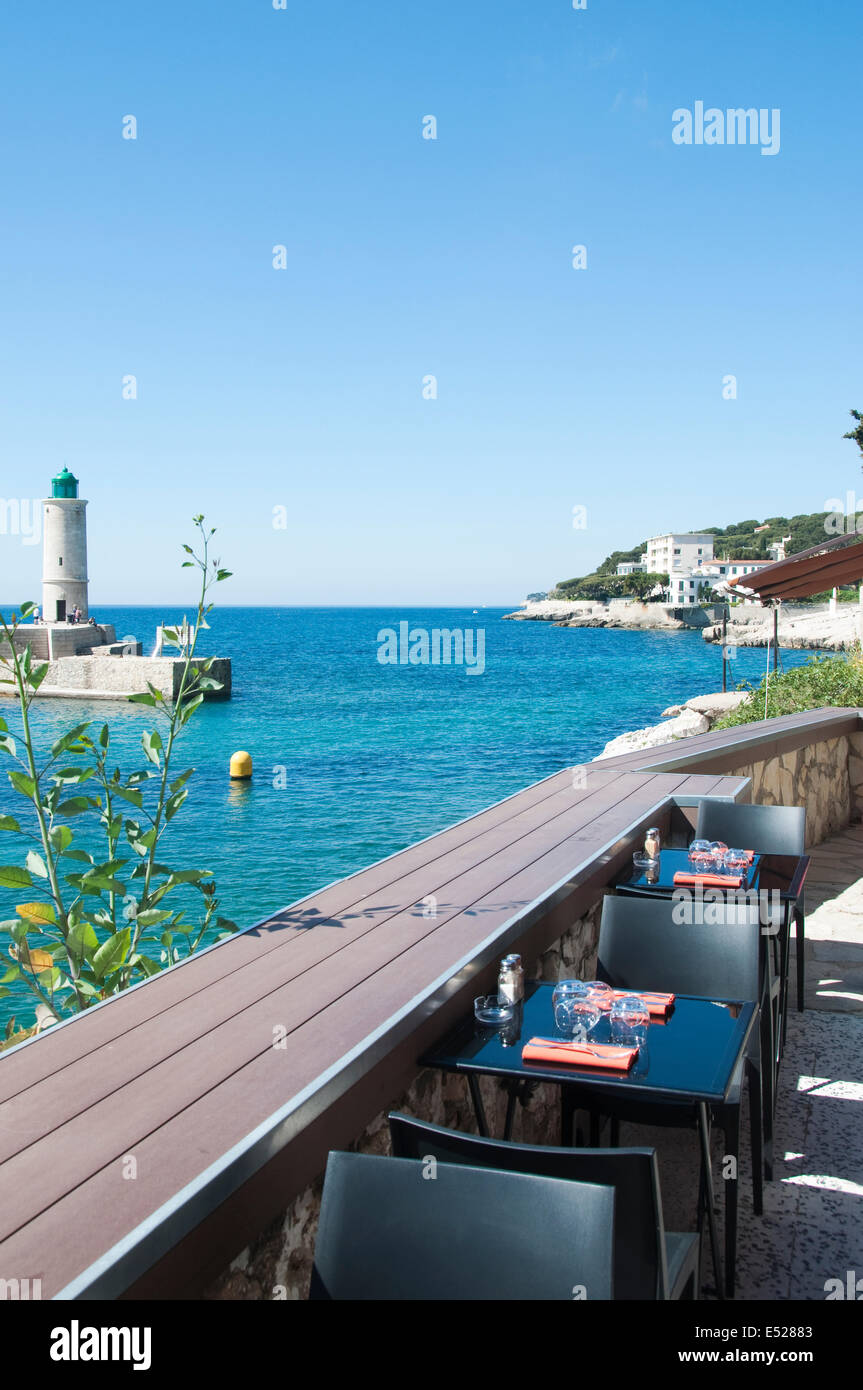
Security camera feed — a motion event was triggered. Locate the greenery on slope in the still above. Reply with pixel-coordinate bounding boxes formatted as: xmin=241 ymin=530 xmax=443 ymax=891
xmin=713 ymin=649 xmax=863 ymax=728
xmin=552 ymin=570 xmax=670 ymax=602
xmin=554 ymin=510 xmax=860 ymax=602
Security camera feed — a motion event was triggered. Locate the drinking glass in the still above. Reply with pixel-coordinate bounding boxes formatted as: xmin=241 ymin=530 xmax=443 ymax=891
xmin=724 ymin=848 xmax=750 ymax=877
xmin=609 ymin=994 xmax=650 ymax=1048
xmin=708 ymin=840 xmax=728 ymax=869
xmin=688 ymin=838 xmax=713 ymax=870
xmin=552 ymin=980 xmax=588 ymax=1033
xmin=569 ymin=996 xmax=602 ymax=1041
xmin=583 ymin=980 xmax=615 ymax=1011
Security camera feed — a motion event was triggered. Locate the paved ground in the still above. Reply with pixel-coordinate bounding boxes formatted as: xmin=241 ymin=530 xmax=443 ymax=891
xmin=802 ymin=824 xmax=863 ymax=1014
xmin=621 ymin=822 xmax=863 ymax=1300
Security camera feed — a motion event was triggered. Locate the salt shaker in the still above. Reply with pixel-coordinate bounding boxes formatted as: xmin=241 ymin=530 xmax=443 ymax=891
xmin=498 ymin=953 xmax=524 ymax=1005
xmin=644 ymin=826 xmax=661 ymax=861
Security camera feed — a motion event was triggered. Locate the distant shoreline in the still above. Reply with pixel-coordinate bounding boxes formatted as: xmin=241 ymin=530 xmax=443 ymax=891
xmin=504 ymin=598 xmax=861 ymax=650
xmin=502 ymin=598 xmax=715 ymax=632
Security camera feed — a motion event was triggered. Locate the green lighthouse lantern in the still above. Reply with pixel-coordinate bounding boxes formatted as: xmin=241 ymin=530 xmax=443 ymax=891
xmin=51 ymin=466 xmax=79 ymax=499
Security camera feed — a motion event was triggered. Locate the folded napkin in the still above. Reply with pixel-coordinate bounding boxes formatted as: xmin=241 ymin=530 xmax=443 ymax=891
xmin=522 ymin=1038 xmax=637 ymax=1070
xmin=673 ymin=871 xmax=745 ymax=889
xmin=610 ymin=989 xmax=675 ymax=1019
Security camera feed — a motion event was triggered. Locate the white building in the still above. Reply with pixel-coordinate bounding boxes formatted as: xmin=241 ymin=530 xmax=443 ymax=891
xmin=667 ymin=573 xmax=707 ymax=606
xmin=617 ymin=531 xmax=783 ymax=606
xmin=694 ymin=558 xmax=773 ymax=585
xmin=644 ymin=532 xmax=715 ymax=577
xmin=767 ymin=536 xmax=792 ymax=562
xmin=668 ymin=558 xmax=773 ymax=606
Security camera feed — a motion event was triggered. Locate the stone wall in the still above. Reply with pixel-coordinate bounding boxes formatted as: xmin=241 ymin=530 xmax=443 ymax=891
xmin=725 ymin=734 xmax=854 ymax=845
xmin=40 ymin=655 xmax=178 ymax=695
xmin=850 ymin=730 xmax=863 ymax=820
xmin=46 ymin=626 xmax=118 ymax=659
xmin=206 ymin=896 xmax=606 ymax=1300
xmin=0 ymin=624 xmax=117 ymax=662
xmin=0 ymin=653 xmax=232 ymax=701
xmin=1 ymin=626 xmax=230 ymax=701
xmin=1 ymin=627 xmax=49 ymax=660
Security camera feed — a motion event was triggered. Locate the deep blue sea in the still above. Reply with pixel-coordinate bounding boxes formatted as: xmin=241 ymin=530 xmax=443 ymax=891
xmin=0 ymin=606 xmax=824 ymax=1030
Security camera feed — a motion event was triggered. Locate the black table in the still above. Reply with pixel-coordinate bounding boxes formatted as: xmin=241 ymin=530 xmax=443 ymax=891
xmin=617 ymin=848 xmax=810 ymax=1079
xmin=616 ymin=849 xmax=809 ymax=906
xmin=421 ymin=980 xmax=756 ymax=1299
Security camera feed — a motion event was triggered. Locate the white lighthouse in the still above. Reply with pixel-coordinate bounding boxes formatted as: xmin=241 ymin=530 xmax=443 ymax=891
xmin=42 ymin=467 xmax=89 ymax=622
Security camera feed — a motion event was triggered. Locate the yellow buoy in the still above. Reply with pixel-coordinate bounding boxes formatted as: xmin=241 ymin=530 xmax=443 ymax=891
xmin=230 ymin=750 xmax=253 ymax=780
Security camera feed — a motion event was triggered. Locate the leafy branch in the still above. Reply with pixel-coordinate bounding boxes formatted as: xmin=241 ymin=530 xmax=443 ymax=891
xmin=0 ymin=518 xmax=237 ymax=1049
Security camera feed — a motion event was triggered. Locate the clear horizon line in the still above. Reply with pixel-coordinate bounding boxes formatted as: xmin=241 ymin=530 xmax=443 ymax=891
xmin=0 ymin=601 xmax=523 ymax=610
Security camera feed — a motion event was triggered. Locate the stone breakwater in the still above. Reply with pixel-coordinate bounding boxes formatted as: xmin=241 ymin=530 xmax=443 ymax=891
xmin=703 ymin=605 xmax=862 ymax=652
xmin=0 ymin=654 xmax=232 ymax=701
xmin=596 ymin=690 xmax=748 ymax=758
xmin=503 ymin=599 xmax=711 ymax=630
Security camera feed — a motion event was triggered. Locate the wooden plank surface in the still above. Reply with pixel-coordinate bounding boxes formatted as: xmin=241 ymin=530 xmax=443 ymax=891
xmin=0 ymin=764 xmax=583 ymax=1101
xmin=0 ymin=769 xmax=663 ymax=1210
xmin=0 ymin=767 xmax=625 ymax=1104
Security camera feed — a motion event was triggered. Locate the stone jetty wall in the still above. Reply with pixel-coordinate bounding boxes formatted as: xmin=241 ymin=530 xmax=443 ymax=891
xmin=1 ymin=624 xmax=117 ymax=660
xmin=0 ymin=653 xmax=232 ymax=701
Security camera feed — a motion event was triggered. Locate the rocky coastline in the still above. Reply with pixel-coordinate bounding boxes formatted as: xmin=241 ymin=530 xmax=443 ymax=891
xmin=503 ymin=599 xmax=711 ymax=631
xmin=505 ymin=598 xmax=862 ymax=649
xmin=702 ymin=605 xmax=861 ymax=652
xmin=595 ymin=690 xmax=749 ymax=759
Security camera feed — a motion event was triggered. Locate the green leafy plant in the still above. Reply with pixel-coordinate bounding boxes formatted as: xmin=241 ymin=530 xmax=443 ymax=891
xmin=843 ymin=408 xmax=863 ymax=466
xmin=0 ymin=517 xmax=237 ymax=1050
xmin=552 ymin=571 xmax=669 ymax=602
xmin=714 ymin=647 xmax=863 ymax=728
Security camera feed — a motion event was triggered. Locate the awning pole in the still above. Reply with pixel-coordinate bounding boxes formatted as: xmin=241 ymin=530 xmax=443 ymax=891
xmin=764 ymin=636 xmax=771 ymax=720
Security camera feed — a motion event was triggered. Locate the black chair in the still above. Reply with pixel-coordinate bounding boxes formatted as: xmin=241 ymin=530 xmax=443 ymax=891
xmin=592 ymin=893 xmax=768 ymax=1298
xmin=696 ymin=800 xmax=807 ymax=1025
xmin=309 ymin=1150 xmax=615 ymax=1300
xmin=388 ymin=1112 xmax=699 ymax=1299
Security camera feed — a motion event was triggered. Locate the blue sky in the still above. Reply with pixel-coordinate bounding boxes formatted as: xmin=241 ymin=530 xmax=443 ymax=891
xmin=1 ymin=0 xmax=861 ymax=606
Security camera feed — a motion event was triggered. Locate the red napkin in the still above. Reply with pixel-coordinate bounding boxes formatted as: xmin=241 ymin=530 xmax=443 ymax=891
xmin=521 ymin=1039 xmax=637 ymax=1070
xmin=610 ymin=989 xmax=675 ymax=1019
xmin=673 ymin=871 xmax=744 ymax=888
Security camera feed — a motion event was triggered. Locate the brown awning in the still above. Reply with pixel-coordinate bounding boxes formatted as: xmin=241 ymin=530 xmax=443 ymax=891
xmin=727 ymin=531 xmax=863 ymax=602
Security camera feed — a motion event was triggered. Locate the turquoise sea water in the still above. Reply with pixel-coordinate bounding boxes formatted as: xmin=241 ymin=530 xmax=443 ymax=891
xmin=0 ymin=606 xmax=825 ymax=1030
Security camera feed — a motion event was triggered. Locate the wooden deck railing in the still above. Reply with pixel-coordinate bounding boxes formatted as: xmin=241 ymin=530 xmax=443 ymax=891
xmin=0 ymin=706 xmax=860 ymax=1300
